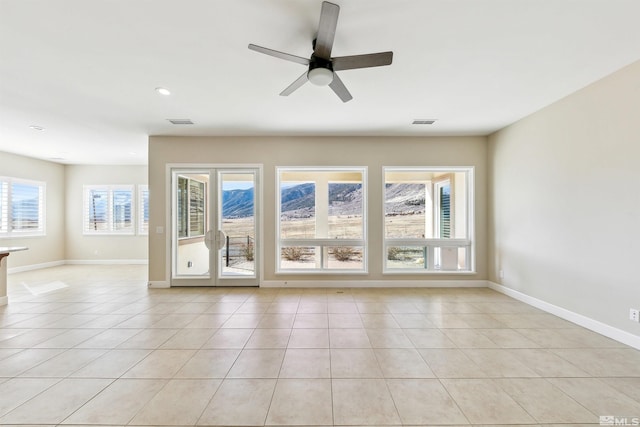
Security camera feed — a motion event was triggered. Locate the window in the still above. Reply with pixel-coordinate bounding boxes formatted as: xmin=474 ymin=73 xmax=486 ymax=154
xmin=0 ymin=177 xmax=46 ymax=237
xmin=277 ymin=167 xmax=366 ymax=273
xmin=139 ymin=185 xmax=149 ymax=235
xmin=177 ymin=176 xmax=206 ymax=239
xmin=384 ymin=167 xmax=473 ymax=272
xmin=83 ymin=185 xmax=134 ymax=235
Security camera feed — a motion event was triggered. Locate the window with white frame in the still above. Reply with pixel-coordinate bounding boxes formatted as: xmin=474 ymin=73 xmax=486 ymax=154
xmin=139 ymin=185 xmax=149 ymax=235
xmin=383 ymin=167 xmax=473 ymax=272
xmin=83 ymin=185 xmax=134 ymax=235
xmin=0 ymin=177 xmax=46 ymax=237
xmin=277 ymin=167 xmax=366 ymax=272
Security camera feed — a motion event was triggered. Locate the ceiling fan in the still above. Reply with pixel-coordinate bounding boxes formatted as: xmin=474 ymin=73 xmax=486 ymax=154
xmin=248 ymin=1 xmax=393 ymax=103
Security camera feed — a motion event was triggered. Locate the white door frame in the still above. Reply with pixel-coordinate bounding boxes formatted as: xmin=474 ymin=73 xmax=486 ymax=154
xmin=167 ymin=163 xmax=263 ymax=287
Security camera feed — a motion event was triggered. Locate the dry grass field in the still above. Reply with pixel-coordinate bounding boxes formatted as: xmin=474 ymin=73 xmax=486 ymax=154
xmin=222 ymin=213 xmax=428 ymax=240
xmin=278 ymin=214 xmax=427 ymax=239
xmin=279 ymin=216 xmax=366 ymax=239
xmin=221 ymin=217 xmax=255 ymax=239
xmin=385 ymin=213 xmax=427 ymax=238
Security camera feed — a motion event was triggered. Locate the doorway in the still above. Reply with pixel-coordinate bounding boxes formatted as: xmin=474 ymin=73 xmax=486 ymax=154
xmin=171 ymin=167 xmax=260 ymax=286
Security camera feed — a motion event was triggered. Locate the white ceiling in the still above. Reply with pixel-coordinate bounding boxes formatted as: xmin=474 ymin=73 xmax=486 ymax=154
xmin=1 ymin=0 xmax=639 ymax=165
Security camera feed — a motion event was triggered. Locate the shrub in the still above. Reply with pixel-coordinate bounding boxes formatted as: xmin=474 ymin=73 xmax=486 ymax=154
xmin=331 ymin=246 xmax=358 ymax=262
xmin=282 ymin=247 xmax=304 ymax=261
xmin=243 ymin=242 xmax=254 ymax=261
xmin=387 ymin=247 xmax=402 ymax=261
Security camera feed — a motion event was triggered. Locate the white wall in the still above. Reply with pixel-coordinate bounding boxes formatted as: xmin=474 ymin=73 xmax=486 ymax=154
xmin=65 ymin=165 xmax=148 ymax=262
xmin=148 ymin=136 xmax=487 ymax=284
xmin=0 ymin=151 xmax=65 ymax=269
xmin=488 ymin=60 xmax=640 ymax=336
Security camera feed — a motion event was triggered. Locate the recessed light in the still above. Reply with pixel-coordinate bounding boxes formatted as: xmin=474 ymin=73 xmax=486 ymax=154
xmin=29 ymin=125 xmax=45 ymax=131
xmin=167 ymin=118 xmax=194 ymax=125
xmin=129 ymin=152 xmax=137 ymax=155
xmin=412 ymin=119 xmax=437 ymax=125
xmin=155 ymin=87 xmax=171 ymax=96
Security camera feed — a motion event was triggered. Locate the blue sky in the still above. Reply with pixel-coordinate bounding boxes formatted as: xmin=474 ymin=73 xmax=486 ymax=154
xmin=222 ymin=182 xmax=254 ymax=191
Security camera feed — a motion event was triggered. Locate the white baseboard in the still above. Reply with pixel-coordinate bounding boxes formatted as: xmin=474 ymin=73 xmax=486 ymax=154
xmin=261 ymin=279 xmax=487 ymax=288
xmin=148 ymin=281 xmax=170 ymax=288
xmin=8 ymin=260 xmax=65 ymax=274
xmin=488 ymin=281 xmax=640 ymax=350
xmin=66 ymin=259 xmax=148 ymax=265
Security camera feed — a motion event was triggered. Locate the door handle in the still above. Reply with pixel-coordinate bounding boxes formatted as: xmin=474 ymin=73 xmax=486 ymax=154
xmin=217 ymin=230 xmax=227 ymax=250
xmin=204 ymin=230 xmax=214 ymax=250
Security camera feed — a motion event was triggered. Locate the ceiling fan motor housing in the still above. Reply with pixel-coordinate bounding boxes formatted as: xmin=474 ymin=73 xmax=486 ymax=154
xmin=308 ymin=56 xmax=334 ymax=85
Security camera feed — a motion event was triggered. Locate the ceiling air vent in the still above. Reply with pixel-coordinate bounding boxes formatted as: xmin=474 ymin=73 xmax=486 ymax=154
xmin=167 ymin=119 xmax=194 ymax=125
xmin=412 ymin=119 xmax=437 ymax=125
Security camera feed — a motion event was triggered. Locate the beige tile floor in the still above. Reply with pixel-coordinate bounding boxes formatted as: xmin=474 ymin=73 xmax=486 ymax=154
xmin=1 ymin=265 xmax=639 ymax=426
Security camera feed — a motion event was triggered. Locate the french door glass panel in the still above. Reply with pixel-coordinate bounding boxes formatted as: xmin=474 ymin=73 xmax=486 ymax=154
xmin=218 ymin=171 xmax=256 ymax=279
xmin=174 ymin=172 xmax=210 ymax=278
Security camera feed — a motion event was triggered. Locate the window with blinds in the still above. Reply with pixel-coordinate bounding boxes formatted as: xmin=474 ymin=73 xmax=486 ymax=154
xmin=0 ymin=178 xmax=46 ymax=237
xmin=83 ymin=185 xmax=134 ymax=235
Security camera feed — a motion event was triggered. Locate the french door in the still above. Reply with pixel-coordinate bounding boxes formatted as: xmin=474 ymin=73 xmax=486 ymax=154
xmin=171 ymin=167 xmax=260 ymax=286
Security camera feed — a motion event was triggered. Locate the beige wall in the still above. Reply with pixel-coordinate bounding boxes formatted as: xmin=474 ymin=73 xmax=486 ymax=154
xmin=488 ymin=60 xmax=640 ymax=335
xmin=148 ymin=136 xmax=487 ymax=284
xmin=0 ymin=151 xmax=65 ymax=268
xmin=0 ymin=154 xmax=148 ymax=267
xmin=65 ymin=165 xmax=148 ymax=262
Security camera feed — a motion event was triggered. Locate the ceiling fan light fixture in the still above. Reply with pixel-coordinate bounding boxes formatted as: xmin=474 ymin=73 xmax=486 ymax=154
xmin=307 ymin=67 xmax=334 ymax=86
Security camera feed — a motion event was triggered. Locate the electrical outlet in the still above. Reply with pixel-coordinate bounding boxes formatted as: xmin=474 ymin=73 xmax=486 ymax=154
xmin=499 ymin=269 xmax=504 ymax=279
xmin=630 ymin=308 xmax=640 ymax=322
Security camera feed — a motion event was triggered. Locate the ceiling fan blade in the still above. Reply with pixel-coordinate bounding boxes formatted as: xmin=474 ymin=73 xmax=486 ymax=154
xmin=328 ymin=73 xmax=353 ymax=103
xmin=280 ymin=71 xmax=309 ymax=96
xmin=314 ymin=2 xmax=339 ymax=59
xmin=332 ymin=51 xmax=393 ymax=71
xmin=248 ymin=44 xmax=310 ymax=65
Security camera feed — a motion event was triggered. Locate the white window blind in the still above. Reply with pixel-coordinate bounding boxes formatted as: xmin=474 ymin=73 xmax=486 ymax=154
xmin=139 ymin=185 xmax=149 ymax=235
xmin=435 ymin=180 xmax=452 ymax=239
xmin=0 ymin=177 xmax=46 ymax=237
xmin=176 ymin=176 xmax=206 ymax=239
xmin=0 ymin=181 xmax=7 ymax=234
xmin=83 ymin=185 xmax=134 ymax=235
